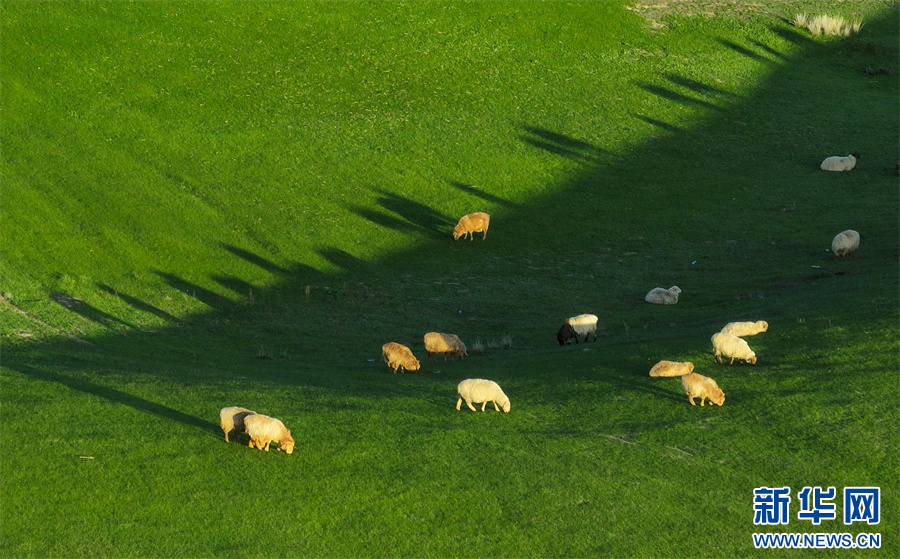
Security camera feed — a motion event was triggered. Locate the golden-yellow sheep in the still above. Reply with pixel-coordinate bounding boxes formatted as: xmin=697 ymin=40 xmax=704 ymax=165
xmin=219 ymin=406 xmax=256 ymax=443
xmin=648 ymin=361 xmax=694 ymax=377
xmin=453 ymin=212 xmax=490 ymax=240
xmin=244 ymin=413 xmax=295 ymax=454
xmin=720 ymin=321 xmax=768 ymax=337
xmin=423 ymin=332 xmax=467 ymax=360
xmin=681 ymin=372 xmax=725 ymax=406
xmin=382 ymin=342 xmax=421 ymax=373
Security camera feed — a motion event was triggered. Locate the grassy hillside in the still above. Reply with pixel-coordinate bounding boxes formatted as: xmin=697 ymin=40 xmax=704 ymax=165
xmin=2 ymin=1 xmax=898 ymax=557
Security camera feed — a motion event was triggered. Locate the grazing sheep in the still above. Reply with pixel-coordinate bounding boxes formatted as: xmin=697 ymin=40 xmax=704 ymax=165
xmin=711 ymin=332 xmax=757 ymax=365
xmin=244 ymin=414 xmax=295 ymax=454
xmin=453 ymin=212 xmax=490 ymax=241
xmin=456 ymin=378 xmax=510 ymax=413
xmin=645 ymin=286 xmax=681 ymax=305
xmin=720 ymin=320 xmax=768 ymax=337
xmin=681 ymin=373 xmax=725 ymax=407
xmin=648 ymin=360 xmax=694 ymax=378
xmin=820 ymin=153 xmax=860 ymax=171
xmin=556 ymin=322 xmax=578 ymax=345
xmin=831 ymin=229 xmax=860 ymax=258
xmin=219 ymin=406 xmax=256 ymax=443
xmin=566 ymin=314 xmax=598 ymax=343
xmin=382 ymin=342 xmax=421 ymax=373
xmin=423 ymin=332 xmax=467 ymax=360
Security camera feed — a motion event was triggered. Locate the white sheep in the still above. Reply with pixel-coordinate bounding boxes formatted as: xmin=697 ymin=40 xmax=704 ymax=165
xmin=711 ymin=332 xmax=757 ymax=365
xmin=831 ymin=230 xmax=859 ymax=258
xmin=564 ymin=313 xmax=598 ymax=343
xmin=456 ymin=378 xmax=510 ymax=413
xmin=820 ymin=153 xmax=860 ymax=171
xmin=453 ymin=212 xmax=490 ymax=241
xmin=423 ymin=332 xmax=467 ymax=360
xmin=243 ymin=413 xmax=295 ymax=454
xmin=648 ymin=360 xmax=694 ymax=378
xmin=645 ymin=286 xmax=681 ymax=305
xmin=720 ymin=320 xmax=768 ymax=337
xmin=219 ymin=406 xmax=257 ymax=443
xmin=682 ymin=373 xmax=725 ymax=407
xmin=382 ymin=342 xmax=421 ymax=373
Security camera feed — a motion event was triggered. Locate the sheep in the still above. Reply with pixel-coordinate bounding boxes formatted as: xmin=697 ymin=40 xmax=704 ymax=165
xmin=820 ymin=153 xmax=860 ymax=171
xmin=648 ymin=360 xmax=694 ymax=378
xmin=681 ymin=373 xmax=725 ymax=407
xmin=456 ymin=378 xmax=510 ymax=413
xmin=423 ymin=332 xmax=467 ymax=360
xmin=243 ymin=414 xmax=295 ymax=454
xmin=558 ymin=314 xmax=598 ymax=344
xmin=831 ymin=229 xmax=860 ymax=258
xmin=556 ymin=322 xmax=578 ymax=345
xmin=720 ymin=320 xmax=768 ymax=337
xmin=219 ymin=406 xmax=256 ymax=443
xmin=711 ymin=332 xmax=757 ymax=365
xmin=645 ymin=286 xmax=681 ymax=305
xmin=382 ymin=342 xmax=421 ymax=373
xmin=453 ymin=212 xmax=490 ymax=241
xmin=567 ymin=314 xmax=598 ymax=342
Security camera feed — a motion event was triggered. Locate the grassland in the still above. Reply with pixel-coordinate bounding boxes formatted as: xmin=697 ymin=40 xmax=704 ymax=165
xmin=1 ymin=1 xmax=898 ymax=557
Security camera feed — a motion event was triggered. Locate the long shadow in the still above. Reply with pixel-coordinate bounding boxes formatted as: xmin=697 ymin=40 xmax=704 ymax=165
xmin=10 ymin=363 xmax=219 ymax=436
xmin=52 ymin=293 xmax=134 ymax=331
xmin=636 ymin=83 xmax=725 ymax=112
xmin=220 ymin=243 xmax=289 ymax=276
xmin=155 ymin=270 xmax=230 ymax=310
xmin=98 ymin=283 xmax=180 ymax=323
xmin=447 ymin=181 xmax=518 ymax=209
xmin=347 ymin=188 xmax=455 ymax=238
xmin=717 ymin=38 xmax=779 ymax=64
xmin=520 ymin=125 xmax=614 ymax=163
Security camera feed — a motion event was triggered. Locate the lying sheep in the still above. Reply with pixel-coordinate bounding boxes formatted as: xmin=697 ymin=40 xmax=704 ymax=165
xmin=456 ymin=378 xmax=510 ymax=413
xmin=219 ymin=406 xmax=256 ymax=442
xmin=711 ymin=332 xmax=757 ymax=365
xmin=244 ymin=413 xmax=295 ymax=454
xmin=831 ymin=229 xmax=860 ymax=258
xmin=453 ymin=212 xmax=490 ymax=241
xmin=648 ymin=360 xmax=694 ymax=378
xmin=382 ymin=342 xmax=421 ymax=373
xmin=681 ymin=373 xmax=725 ymax=407
xmin=645 ymin=286 xmax=681 ymax=305
xmin=720 ymin=320 xmax=768 ymax=337
xmin=820 ymin=153 xmax=860 ymax=171
xmin=423 ymin=332 xmax=467 ymax=360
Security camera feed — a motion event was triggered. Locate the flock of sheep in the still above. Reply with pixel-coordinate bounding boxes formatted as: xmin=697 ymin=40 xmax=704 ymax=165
xmin=220 ymin=153 xmax=863 ymax=454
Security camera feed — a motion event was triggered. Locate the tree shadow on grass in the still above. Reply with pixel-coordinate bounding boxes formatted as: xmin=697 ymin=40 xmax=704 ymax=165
xmin=10 ymin=362 xmax=219 ymax=436
xmin=347 ymin=187 xmax=455 ymax=239
xmin=97 ymin=283 xmax=180 ymax=323
xmin=51 ymin=293 xmax=134 ymax=332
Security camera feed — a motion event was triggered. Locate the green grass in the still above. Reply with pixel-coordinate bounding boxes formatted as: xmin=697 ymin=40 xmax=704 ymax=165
xmin=2 ymin=1 xmax=898 ymax=557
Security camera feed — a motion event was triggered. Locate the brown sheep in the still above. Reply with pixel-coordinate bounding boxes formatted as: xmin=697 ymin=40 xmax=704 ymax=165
xmin=423 ymin=332 xmax=467 ymax=360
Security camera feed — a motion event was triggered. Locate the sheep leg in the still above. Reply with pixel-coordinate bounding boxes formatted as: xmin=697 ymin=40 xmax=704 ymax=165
xmin=714 ymin=353 xmax=722 ymax=364
xmin=480 ymin=401 xmax=487 ymax=412
xmin=688 ymin=396 xmax=696 ymax=406
xmin=729 ymin=356 xmax=735 ymax=365
xmin=224 ymin=431 xmax=230 ymax=443
xmin=482 ymin=230 xmax=487 ymax=240
xmin=456 ymin=397 xmax=462 ymax=410
xmin=700 ymin=397 xmax=707 ymax=407
xmin=491 ymin=401 xmax=500 ymax=412
xmin=263 ymin=440 xmax=271 ymax=452
xmin=248 ymin=437 xmax=255 ymax=448
xmin=466 ymin=400 xmax=477 ymax=412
